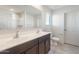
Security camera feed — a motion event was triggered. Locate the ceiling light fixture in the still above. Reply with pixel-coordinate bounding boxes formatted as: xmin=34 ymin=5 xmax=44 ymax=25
xmin=32 ymin=5 xmax=42 ymax=11
xmin=10 ymin=8 xmax=14 ymax=11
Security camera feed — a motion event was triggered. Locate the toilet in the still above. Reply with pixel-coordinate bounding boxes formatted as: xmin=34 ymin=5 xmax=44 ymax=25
xmin=52 ymin=37 xmax=60 ymax=46
xmin=50 ymin=36 xmax=60 ymax=53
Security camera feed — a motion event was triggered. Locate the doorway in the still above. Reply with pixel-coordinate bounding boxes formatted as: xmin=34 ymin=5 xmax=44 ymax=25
xmin=64 ymin=11 xmax=79 ymax=46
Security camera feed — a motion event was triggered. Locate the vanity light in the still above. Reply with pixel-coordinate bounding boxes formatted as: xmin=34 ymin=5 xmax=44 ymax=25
xmin=10 ymin=8 xmax=14 ymax=11
xmin=31 ymin=5 xmax=42 ymax=11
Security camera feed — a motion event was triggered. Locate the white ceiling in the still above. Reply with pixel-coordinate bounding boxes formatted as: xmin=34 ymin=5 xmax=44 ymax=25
xmin=0 ymin=5 xmax=69 ymax=16
xmin=0 ymin=5 xmax=41 ymax=16
xmin=46 ymin=5 xmax=67 ymax=10
xmin=0 ymin=5 xmax=66 ymax=12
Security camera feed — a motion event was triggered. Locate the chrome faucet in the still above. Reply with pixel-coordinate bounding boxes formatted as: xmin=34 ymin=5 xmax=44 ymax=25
xmin=36 ymin=28 xmax=40 ymax=33
xmin=14 ymin=30 xmax=19 ymax=38
xmin=14 ymin=25 xmax=23 ymax=38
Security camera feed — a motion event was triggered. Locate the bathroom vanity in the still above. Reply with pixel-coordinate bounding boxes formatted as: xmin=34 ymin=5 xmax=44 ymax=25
xmin=0 ymin=31 xmax=50 ymax=54
xmin=0 ymin=5 xmax=50 ymax=54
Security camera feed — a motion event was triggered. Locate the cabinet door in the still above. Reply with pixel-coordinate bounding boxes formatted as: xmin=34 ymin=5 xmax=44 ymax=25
xmin=25 ymin=45 xmax=38 ymax=54
xmin=45 ymin=39 xmax=50 ymax=53
xmin=39 ymin=41 xmax=45 ymax=54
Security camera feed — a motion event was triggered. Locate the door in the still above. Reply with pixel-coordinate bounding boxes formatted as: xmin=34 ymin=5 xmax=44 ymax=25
xmin=65 ymin=11 xmax=79 ymax=46
xmin=52 ymin=13 xmax=64 ymax=44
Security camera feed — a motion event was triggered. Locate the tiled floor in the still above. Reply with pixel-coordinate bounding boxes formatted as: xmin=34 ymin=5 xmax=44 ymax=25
xmin=48 ymin=40 xmax=79 ymax=54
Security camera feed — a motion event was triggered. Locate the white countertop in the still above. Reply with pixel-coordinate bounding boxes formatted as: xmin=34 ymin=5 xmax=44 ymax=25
xmin=0 ymin=31 xmax=50 ymax=52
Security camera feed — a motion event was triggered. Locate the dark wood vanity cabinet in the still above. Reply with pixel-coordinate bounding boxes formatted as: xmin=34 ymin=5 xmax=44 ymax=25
xmin=25 ymin=45 xmax=38 ymax=54
xmin=24 ymin=34 xmax=50 ymax=54
xmin=45 ymin=38 xmax=50 ymax=53
xmin=38 ymin=34 xmax=50 ymax=54
xmin=0 ymin=34 xmax=50 ymax=54
xmin=38 ymin=40 xmax=45 ymax=54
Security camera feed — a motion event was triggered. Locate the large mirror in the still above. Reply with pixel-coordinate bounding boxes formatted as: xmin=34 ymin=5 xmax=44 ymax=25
xmin=0 ymin=5 xmax=42 ymax=29
xmin=0 ymin=5 xmax=42 ymax=37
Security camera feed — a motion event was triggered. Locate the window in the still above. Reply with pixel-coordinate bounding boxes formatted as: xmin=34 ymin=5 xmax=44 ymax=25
xmin=12 ymin=12 xmax=16 ymax=20
xmin=45 ymin=12 xmax=50 ymax=25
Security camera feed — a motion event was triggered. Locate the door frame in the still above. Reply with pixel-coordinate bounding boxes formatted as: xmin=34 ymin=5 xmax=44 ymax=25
xmin=64 ymin=11 xmax=79 ymax=46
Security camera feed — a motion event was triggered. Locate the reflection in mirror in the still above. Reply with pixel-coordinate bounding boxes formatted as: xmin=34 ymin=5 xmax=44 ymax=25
xmin=0 ymin=5 xmax=42 ymax=38
xmin=0 ymin=10 xmax=16 ymax=30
